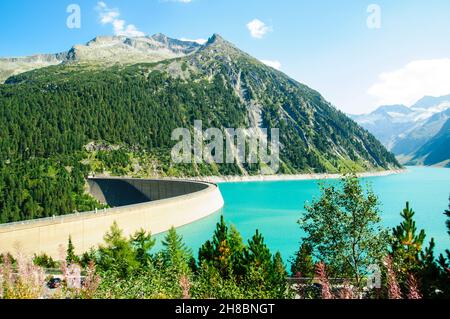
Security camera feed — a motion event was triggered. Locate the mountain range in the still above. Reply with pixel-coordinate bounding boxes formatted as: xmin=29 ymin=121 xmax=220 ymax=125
xmin=0 ymin=34 xmax=202 ymax=83
xmin=0 ymin=33 xmax=399 ymax=174
xmin=351 ymin=95 xmax=450 ymax=167
xmin=0 ymin=33 xmax=400 ymax=222
xmin=411 ymin=118 xmax=450 ymax=167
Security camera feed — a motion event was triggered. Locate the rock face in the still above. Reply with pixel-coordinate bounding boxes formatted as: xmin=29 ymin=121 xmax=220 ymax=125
xmin=0 ymin=34 xmax=202 ymax=83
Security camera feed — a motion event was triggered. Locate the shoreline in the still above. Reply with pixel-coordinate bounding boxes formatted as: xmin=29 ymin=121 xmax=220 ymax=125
xmin=186 ymin=168 xmax=407 ymax=184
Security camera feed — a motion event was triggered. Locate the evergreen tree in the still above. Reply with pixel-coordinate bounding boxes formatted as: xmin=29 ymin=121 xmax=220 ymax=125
xmin=210 ymin=216 xmax=232 ymax=277
xmin=241 ymin=230 xmax=287 ymax=297
xmin=391 ymin=202 xmax=444 ymax=298
xmin=437 ymin=196 xmax=450 ymax=298
xmin=228 ymin=225 xmax=245 ymax=277
xmin=96 ymin=222 xmax=138 ymax=278
xmin=80 ymin=248 xmax=97 ymax=268
xmin=271 ymin=252 xmax=289 ymax=298
xmin=198 ymin=216 xmax=244 ymax=279
xmin=290 ymin=242 xmax=315 ymax=278
xmin=33 ymin=253 xmax=57 ymax=269
xmin=419 ymin=239 xmax=441 ymax=298
xmin=242 ymin=229 xmax=273 ymax=284
xmin=131 ymin=229 xmax=155 ymax=267
xmin=243 ymin=230 xmax=272 ymax=271
xmin=66 ymin=235 xmax=78 ymax=265
xmin=391 ymin=202 xmax=426 ymax=277
xmin=162 ymin=227 xmax=192 ymax=275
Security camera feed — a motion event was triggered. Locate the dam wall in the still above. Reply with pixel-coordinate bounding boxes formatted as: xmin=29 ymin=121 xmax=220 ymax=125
xmin=0 ymin=178 xmax=224 ymax=259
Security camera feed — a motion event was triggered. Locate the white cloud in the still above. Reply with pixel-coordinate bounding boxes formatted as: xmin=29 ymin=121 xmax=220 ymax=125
xmin=246 ymin=19 xmax=272 ymax=39
xmin=96 ymin=1 xmax=145 ymax=37
xmin=180 ymin=38 xmax=207 ymax=45
xmin=368 ymin=58 xmax=450 ymax=106
xmin=260 ymin=59 xmax=281 ymax=70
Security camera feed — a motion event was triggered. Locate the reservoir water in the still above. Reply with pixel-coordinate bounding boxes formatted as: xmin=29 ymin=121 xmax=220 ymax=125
xmin=155 ymin=166 xmax=450 ymax=261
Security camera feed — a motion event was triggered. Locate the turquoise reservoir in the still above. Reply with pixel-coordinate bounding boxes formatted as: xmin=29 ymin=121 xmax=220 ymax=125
xmin=155 ymin=166 xmax=450 ymax=261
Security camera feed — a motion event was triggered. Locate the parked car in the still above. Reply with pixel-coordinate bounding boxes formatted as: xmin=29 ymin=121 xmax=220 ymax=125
xmin=47 ymin=278 xmax=62 ymax=289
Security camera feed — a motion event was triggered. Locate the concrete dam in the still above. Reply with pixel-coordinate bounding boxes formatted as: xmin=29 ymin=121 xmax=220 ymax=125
xmin=0 ymin=178 xmax=224 ymax=259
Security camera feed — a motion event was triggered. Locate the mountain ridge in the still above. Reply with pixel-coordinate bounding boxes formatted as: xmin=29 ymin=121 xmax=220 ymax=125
xmin=351 ymin=94 xmax=450 ymax=166
xmin=0 ymin=33 xmax=204 ymax=83
xmin=406 ymin=118 xmax=450 ymax=167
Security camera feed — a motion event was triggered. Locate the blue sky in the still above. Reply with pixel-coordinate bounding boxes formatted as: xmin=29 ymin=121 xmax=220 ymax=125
xmin=1 ymin=0 xmax=450 ymax=114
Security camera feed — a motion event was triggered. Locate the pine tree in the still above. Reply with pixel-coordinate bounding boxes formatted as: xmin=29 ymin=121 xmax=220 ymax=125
xmin=198 ymin=216 xmax=244 ymax=279
xmin=437 ymin=196 xmax=450 ymax=298
xmin=228 ymin=225 xmax=245 ymax=277
xmin=391 ymin=202 xmax=426 ymax=276
xmin=131 ymin=229 xmax=155 ymax=267
xmin=271 ymin=252 xmax=288 ymax=298
xmin=211 ymin=216 xmax=232 ymax=277
xmin=97 ymin=222 xmax=138 ymax=278
xmin=290 ymin=242 xmax=315 ymax=278
xmin=243 ymin=230 xmax=273 ymax=276
xmin=198 ymin=240 xmax=214 ymax=265
xmin=418 ymin=238 xmax=441 ymax=298
xmin=66 ymin=235 xmax=78 ymax=265
xmin=33 ymin=253 xmax=57 ymax=269
xmin=239 ymin=229 xmax=280 ymax=297
xmin=444 ymin=196 xmax=450 ymax=267
xmin=391 ymin=202 xmax=441 ymax=298
xmin=162 ymin=227 xmax=192 ymax=275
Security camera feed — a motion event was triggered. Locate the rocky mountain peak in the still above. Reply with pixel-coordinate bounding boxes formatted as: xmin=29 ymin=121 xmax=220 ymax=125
xmin=0 ymin=33 xmax=241 ymax=83
xmin=204 ymin=33 xmax=237 ymax=50
xmin=206 ymin=33 xmax=225 ymax=44
xmin=411 ymin=94 xmax=450 ymax=110
xmin=150 ymin=33 xmax=170 ymax=42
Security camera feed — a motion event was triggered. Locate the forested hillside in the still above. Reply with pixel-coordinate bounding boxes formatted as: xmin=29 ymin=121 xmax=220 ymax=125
xmin=0 ymin=34 xmax=400 ymax=223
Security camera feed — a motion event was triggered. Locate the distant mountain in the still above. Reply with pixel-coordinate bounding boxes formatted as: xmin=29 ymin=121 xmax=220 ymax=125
xmin=411 ymin=94 xmax=450 ymax=110
xmin=373 ymin=104 xmax=413 ymax=115
xmin=351 ymin=94 xmax=450 ymax=166
xmin=350 ymin=104 xmax=416 ymax=149
xmin=391 ymin=108 xmax=450 ymax=156
xmin=407 ymin=118 xmax=450 ymax=167
xmin=0 ymin=34 xmax=201 ymax=83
